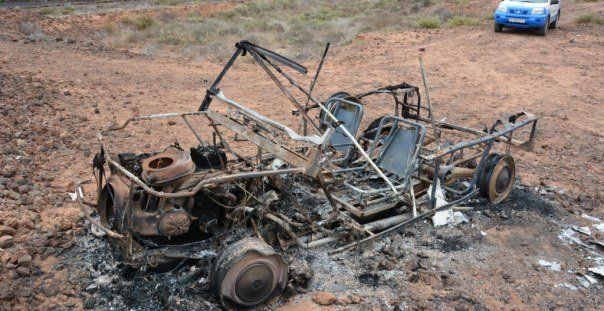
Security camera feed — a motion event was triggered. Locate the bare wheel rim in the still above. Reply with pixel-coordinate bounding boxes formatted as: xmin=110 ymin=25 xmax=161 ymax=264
xmin=488 ymin=155 xmax=515 ymax=203
xmin=234 ymin=262 xmax=274 ymax=304
xmin=213 ymin=238 xmax=288 ymax=308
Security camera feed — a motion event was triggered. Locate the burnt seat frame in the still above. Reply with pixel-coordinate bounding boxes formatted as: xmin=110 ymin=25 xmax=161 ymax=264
xmin=319 ymin=97 xmax=365 ymax=166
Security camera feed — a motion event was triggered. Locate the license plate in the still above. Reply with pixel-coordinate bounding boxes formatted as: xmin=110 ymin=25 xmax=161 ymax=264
xmin=509 ymin=18 xmax=525 ymax=23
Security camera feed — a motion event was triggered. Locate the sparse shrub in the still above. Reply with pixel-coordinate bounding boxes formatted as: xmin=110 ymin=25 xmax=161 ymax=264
xmin=102 ymin=22 xmax=118 ymax=33
xmin=454 ymin=0 xmax=470 ymax=5
xmin=432 ymin=7 xmax=453 ymax=21
xmin=447 ymin=16 xmax=481 ymax=27
xmin=575 ymin=13 xmax=604 ymax=25
xmin=19 ymin=22 xmax=47 ymax=41
xmin=61 ymin=6 xmax=75 ymax=15
xmin=417 ymin=16 xmax=441 ymax=29
xmin=39 ymin=6 xmax=75 ymax=16
xmin=99 ymin=0 xmax=485 ymax=60
xmin=154 ymin=0 xmax=181 ymax=5
xmin=131 ymin=15 xmax=156 ymax=30
xmin=40 ymin=8 xmax=53 ymax=15
xmin=159 ymin=33 xmax=185 ymax=45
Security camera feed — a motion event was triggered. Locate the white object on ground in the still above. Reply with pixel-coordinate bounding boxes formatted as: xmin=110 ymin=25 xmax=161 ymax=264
xmin=432 ymin=209 xmax=469 ymax=227
xmin=576 ymin=276 xmax=591 ymax=288
xmin=90 ymin=223 xmax=107 ymax=237
xmin=69 ymin=187 xmax=84 ymax=201
xmin=572 ymin=226 xmax=592 ymax=236
xmin=594 ymin=223 xmax=604 ymax=233
xmin=94 ymin=275 xmax=115 ymax=286
xmin=582 ymin=213 xmax=602 ymax=222
xmin=588 ymin=266 xmax=604 ymax=277
xmin=584 ymin=274 xmax=598 ymax=284
xmin=558 ymin=283 xmax=578 ymax=291
xmin=270 ymin=158 xmax=285 ymax=170
xmin=538 ymin=259 xmax=561 ymax=271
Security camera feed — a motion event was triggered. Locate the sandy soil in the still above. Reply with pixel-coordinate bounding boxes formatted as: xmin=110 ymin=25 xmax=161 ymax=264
xmin=0 ymin=1 xmax=602 ymax=310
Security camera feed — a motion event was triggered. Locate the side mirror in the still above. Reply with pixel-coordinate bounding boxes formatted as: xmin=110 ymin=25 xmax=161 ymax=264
xmin=551 ymin=0 xmax=559 ymax=4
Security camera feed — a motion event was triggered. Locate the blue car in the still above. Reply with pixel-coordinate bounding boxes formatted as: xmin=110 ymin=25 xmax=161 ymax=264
xmin=494 ymin=0 xmax=561 ymax=36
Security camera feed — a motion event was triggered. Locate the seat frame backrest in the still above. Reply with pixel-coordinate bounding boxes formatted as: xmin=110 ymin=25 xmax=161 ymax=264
xmin=366 ymin=116 xmax=426 ymax=183
xmin=321 ymin=97 xmax=364 ymax=166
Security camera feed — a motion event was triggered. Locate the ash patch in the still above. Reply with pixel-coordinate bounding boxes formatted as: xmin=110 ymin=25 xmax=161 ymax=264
xmin=358 ymin=273 xmax=380 ymax=287
xmin=434 ymin=228 xmax=484 ymax=253
xmin=57 ymin=186 xmax=589 ymax=310
xmin=62 ymin=235 xmax=220 ymax=310
xmin=481 ymin=186 xmax=559 ymax=218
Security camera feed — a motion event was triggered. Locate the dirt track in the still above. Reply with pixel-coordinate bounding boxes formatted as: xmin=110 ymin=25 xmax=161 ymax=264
xmin=0 ymin=1 xmax=603 ymax=310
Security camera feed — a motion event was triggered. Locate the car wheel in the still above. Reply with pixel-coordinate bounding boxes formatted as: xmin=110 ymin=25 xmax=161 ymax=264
xmin=550 ymin=12 xmax=559 ymax=29
xmin=537 ymin=18 xmax=549 ymax=36
xmin=478 ymin=153 xmax=516 ymax=204
xmin=212 ymin=238 xmax=288 ymax=308
xmin=494 ymin=22 xmax=503 ymax=33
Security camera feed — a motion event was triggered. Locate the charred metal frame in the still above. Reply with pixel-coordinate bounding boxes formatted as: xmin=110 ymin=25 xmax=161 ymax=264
xmin=79 ymin=41 xmax=539 ymax=266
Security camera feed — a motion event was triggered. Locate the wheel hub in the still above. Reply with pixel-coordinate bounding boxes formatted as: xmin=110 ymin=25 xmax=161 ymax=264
xmin=212 ymin=238 xmax=288 ymax=308
xmin=235 ymin=263 xmax=274 ymax=304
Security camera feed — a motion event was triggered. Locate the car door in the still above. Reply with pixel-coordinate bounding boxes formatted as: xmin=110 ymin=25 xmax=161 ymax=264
xmin=550 ymin=0 xmax=560 ymax=19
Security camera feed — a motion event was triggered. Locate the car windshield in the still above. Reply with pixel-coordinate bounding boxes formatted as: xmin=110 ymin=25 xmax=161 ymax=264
xmin=510 ymin=0 xmax=549 ymax=3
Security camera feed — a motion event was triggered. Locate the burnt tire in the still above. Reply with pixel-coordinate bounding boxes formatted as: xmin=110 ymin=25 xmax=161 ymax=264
xmin=478 ymin=153 xmax=516 ymax=203
xmin=97 ymin=185 xmax=118 ymax=230
xmin=211 ymin=238 xmax=288 ymax=308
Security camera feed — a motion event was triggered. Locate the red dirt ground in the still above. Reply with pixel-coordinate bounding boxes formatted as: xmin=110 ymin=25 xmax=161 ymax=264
xmin=0 ymin=1 xmax=602 ymax=310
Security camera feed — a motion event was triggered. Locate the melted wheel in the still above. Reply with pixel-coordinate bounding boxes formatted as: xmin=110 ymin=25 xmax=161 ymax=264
xmin=211 ymin=238 xmax=288 ymax=308
xmin=479 ymin=153 xmax=516 ymax=203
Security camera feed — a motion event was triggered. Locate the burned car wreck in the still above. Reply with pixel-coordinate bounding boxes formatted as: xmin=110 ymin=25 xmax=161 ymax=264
xmin=76 ymin=41 xmax=539 ymax=308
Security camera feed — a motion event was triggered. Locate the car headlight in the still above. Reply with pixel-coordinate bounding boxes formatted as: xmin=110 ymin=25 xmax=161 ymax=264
xmin=496 ymin=5 xmax=508 ymax=13
xmin=531 ymin=7 xmax=545 ymax=15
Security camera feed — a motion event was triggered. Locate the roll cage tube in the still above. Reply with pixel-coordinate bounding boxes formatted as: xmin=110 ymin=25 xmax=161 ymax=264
xmin=198 ymin=41 xmax=308 ymax=111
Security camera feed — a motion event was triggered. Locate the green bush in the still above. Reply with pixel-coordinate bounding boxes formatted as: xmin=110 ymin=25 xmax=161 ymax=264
xmin=40 ymin=8 xmax=53 ymax=15
xmin=417 ymin=16 xmax=441 ymax=29
xmin=132 ymin=15 xmax=156 ymax=30
xmin=447 ymin=15 xmax=481 ymax=27
xmin=575 ymin=13 xmax=604 ymax=25
xmin=61 ymin=6 xmax=75 ymax=14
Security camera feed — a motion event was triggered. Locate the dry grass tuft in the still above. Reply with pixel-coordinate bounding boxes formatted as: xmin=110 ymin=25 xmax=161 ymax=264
xmin=417 ymin=16 xmax=441 ymax=29
xmin=575 ymin=12 xmax=604 ymax=25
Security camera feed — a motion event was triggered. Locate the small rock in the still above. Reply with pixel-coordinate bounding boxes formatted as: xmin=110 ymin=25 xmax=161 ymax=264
xmin=16 ymin=267 xmax=30 ymax=277
xmin=83 ymin=297 xmax=95 ymax=309
xmin=350 ymin=295 xmax=361 ymax=304
xmin=17 ymin=254 xmax=32 ymax=267
xmin=23 ymin=220 xmax=35 ymax=230
xmin=167 ymin=120 xmax=177 ymax=126
xmin=42 ymin=285 xmax=58 ymax=297
xmin=312 ymin=291 xmax=337 ymax=306
xmin=502 ymin=272 xmax=515 ymax=283
xmin=0 ymin=225 xmax=16 ymax=236
xmin=0 ymin=235 xmax=14 ymax=248
xmin=337 ymin=296 xmax=352 ymax=305
xmin=63 ymin=90 xmax=71 ymax=96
